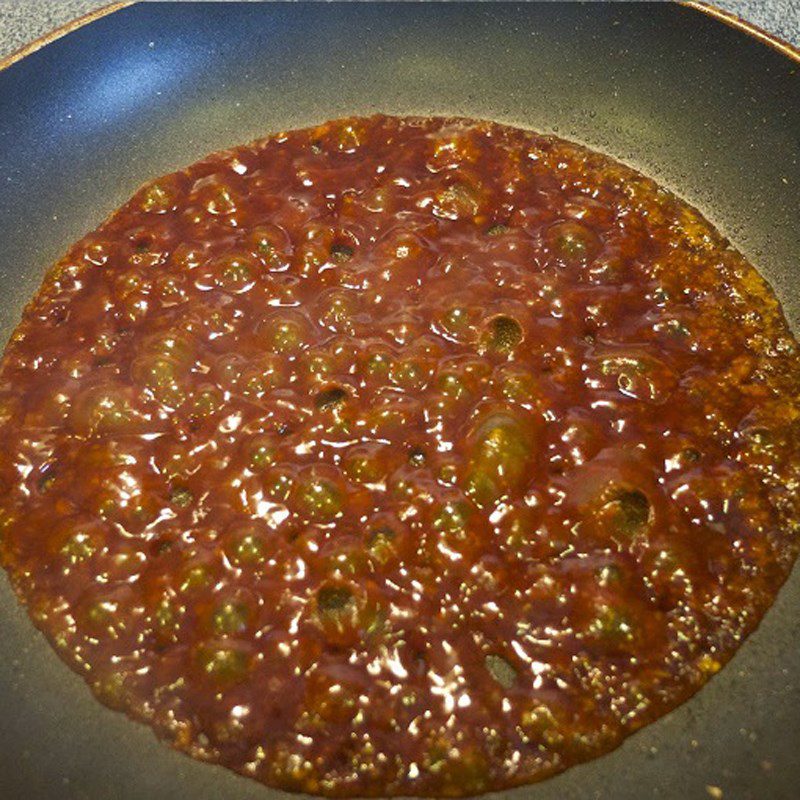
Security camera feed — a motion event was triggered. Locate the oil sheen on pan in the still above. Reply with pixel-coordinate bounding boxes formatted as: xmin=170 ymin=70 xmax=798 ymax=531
xmin=0 ymin=116 xmax=798 ymax=797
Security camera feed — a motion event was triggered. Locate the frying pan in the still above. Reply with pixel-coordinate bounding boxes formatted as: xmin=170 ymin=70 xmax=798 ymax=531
xmin=0 ymin=2 xmax=798 ymax=799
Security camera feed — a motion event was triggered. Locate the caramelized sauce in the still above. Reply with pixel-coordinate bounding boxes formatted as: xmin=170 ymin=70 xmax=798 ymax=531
xmin=0 ymin=116 xmax=798 ymax=796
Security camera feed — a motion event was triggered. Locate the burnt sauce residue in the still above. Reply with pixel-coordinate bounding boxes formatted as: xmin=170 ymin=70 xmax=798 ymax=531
xmin=0 ymin=116 xmax=798 ymax=796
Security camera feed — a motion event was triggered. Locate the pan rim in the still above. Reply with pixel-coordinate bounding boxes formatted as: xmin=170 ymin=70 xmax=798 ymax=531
xmin=0 ymin=0 xmax=133 ymax=72
xmin=680 ymin=0 xmax=800 ymax=62
xmin=0 ymin=1 xmax=798 ymax=75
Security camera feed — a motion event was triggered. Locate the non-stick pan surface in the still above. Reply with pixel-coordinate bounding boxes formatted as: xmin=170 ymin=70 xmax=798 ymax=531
xmin=0 ymin=3 xmax=798 ymax=799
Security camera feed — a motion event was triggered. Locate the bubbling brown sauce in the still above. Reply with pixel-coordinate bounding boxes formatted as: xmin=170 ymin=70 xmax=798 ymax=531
xmin=0 ymin=116 xmax=799 ymax=796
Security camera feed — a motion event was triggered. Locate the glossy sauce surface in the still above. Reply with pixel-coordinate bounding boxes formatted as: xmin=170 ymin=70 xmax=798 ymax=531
xmin=1 ymin=116 xmax=799 ymax=796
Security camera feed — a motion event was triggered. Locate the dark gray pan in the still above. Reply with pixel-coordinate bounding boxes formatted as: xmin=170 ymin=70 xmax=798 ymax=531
xmin=0 ymin=2 xmax=797 ymax=798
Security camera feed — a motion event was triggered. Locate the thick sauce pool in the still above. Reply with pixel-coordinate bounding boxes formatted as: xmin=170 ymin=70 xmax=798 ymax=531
xmin=0 ymin=116 xmax=799 ymax=796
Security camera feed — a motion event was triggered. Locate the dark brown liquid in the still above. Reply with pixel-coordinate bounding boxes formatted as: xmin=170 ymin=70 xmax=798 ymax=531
xmin=1 ymin=116 xmax=798 ymax=796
